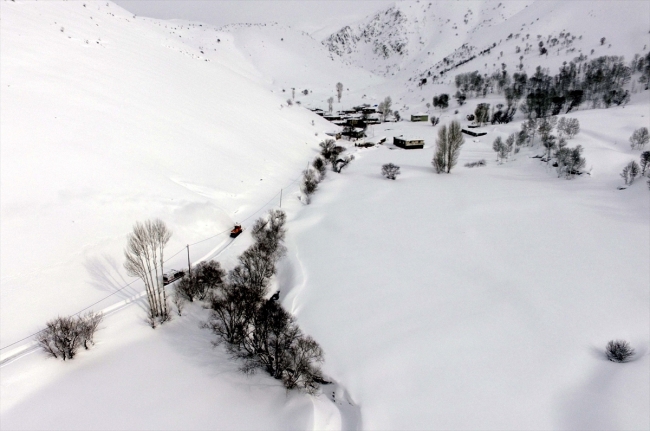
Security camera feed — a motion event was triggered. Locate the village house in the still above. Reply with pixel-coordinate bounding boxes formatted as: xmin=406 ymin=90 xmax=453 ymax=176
xmin=410 ymin=113 xmax=429 ymax=122
xmin=393 ymin=136 xmax=425 ymax=149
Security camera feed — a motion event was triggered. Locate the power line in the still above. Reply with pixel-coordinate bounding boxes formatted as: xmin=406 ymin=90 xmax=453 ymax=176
xmin=0 ymin=172 xmax=304 ymax=352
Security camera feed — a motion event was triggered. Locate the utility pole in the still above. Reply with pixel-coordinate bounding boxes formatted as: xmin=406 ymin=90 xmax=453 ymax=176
xmin=186 ymin=245 xmax=191 ymax=274
xmin=279 ymin=189 xmax=283 ymax=208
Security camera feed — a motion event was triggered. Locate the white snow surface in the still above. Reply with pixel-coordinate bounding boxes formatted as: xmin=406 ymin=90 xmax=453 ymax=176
xmin=284 ymin=102 xmax=650 ymax=429
xmin=1 ymin=0 xmax=649 ymax=430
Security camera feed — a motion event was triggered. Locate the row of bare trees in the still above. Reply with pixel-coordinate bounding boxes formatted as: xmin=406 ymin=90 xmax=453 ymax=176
xmin=124 ymin=219 xmax=173 ymax=327
xmin=203 ymin=210 xmax=325 ymax=393
xmin=301 ymin=140 xmax=355 ymax=204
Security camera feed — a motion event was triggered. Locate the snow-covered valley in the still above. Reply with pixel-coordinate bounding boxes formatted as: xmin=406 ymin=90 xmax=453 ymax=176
xmin=1 ymin=0 xmax=649 ymax=429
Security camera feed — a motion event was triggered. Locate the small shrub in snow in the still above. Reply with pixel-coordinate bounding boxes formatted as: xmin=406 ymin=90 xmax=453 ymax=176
xmin=630 ymin=127 xmax=649 ymax=150
xmin=381 ymin=163 xmax=401 ymax=180
xmin=37 ymin=312 xmax=103 ymax=360
xmin=454 ymin=91 xmax=467 ymax=106
xmin=286 ymin=99 xmax=293 ymax=106
xmin=173 ymin=291 xmax=185 ymax=316
xmin=300 ymin=169 xmax=319 ymax=204
xmin=312 ymin=156 xmax=327 ymax=179
xmin=464 ymin=159 xmax=486 ymax=168
xmin=466 ymin=114 xmax=475 ymax=122
xmin=333 ymin=155 xmax=354 ymax=173
xmin=430 ymin=116 xmax=440 ymax=126
xmin=620 ymin=161 xmax=640 ymax=185
xmin=606 ymin=340 xmax=635 ymax=362
xmin=433 ymin=94 xmax=449 ymax=110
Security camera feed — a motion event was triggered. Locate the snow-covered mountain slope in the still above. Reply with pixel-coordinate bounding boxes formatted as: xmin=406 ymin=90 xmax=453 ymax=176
xmin=315 ymin=0 xmax=650 ymax=126
xmin=142 ymin=19 xmax=386 ymax=106
xmin=324 ymin=0 xmax=649 ymax=83
xmin=324 ymin=0 xmax=532 ymax=76
xmin=0 ymin=0 xmax=331 ymax=352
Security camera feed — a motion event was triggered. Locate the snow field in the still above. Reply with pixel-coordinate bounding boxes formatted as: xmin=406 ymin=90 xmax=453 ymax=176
xmin=2 ymin=0 xmax=649 ymax=429
xmin=0 ymin=0 xmax=332 ymax=345
xmin=283 ymin=104 xmax=649 ymax=429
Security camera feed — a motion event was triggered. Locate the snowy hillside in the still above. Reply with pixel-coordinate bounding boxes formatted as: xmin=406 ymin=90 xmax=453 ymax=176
xmin=0 ymin=0 xmax=335 ymax=345
xmin=324 ymin=0 xmax=530 ymax=76
xmin=324 ymin=0 xmax=648 ymax=81
xmin=1 ymin=0 xmax=649 ymax=429
xmin=0 ymin=1 xmax=352 ymax=428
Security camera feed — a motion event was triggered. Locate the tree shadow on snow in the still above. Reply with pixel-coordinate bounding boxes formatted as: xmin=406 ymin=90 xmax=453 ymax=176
xmin=83 ymin=254 xmax=142 ymax=303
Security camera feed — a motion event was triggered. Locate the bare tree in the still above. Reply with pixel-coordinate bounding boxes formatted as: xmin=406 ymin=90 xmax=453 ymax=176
xmin=474 ymin=103 xmax=490 ymax=126
xmin=36 ymin=312 xmax=103 ymax=360
xmin=556 ymin=145 xmax=586 ymax=179
xmin=558 ymin=118 xmax=580 ymax=139
xmin=300 ymin=168 xmax=319 ymax=203
xmin=433 ymin=121 xmax=464 ymax=173
xmin=640 ymin=151 xmax=650 ymax=176
xmin=327 ymin=97 xmax=334 ymax=113
xmin=378 ymin=96 xmax=392 ymax=121
xmin=542 ymin=134 xmax=557 ymax=163
xmin=630 ymin=127 xmax=649 ymax=150
xmin=124 ymin=219 xmax=172 ymax=327
xmin=312 ymin=156 xmax=327 ymax=179
xmin=336 ymin=82 xmax=344 ymax=103
xmin=621 ymin=160 xmax=640 ymax=185
xmin=381 ymin=163 xmax=401 ymax=180
xmin=282 ymin=335 xmax=324 ymax=394
xmin=176 ymin=260 xmax=225 ymax=302
xmin=79 ymin=311 xmax=103 ymax=350
xmin=492 ymin=136 xmax=508 ymax=163
xmin=432 ymin=124 xmax=449 ymax=173
xmin=445 ymin=120 xmax=465 ymax=173
xmin=320 ymin=140 xmax=346 ymax=167
xmin=173 ymin=289 xmax=185 ymax=316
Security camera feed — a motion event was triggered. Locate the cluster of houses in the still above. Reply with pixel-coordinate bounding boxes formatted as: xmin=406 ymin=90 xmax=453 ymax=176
xmin=310 ymin=104 xmax=382 ymax=139
xmin=311 ymin=104 xmax=428 ymax=149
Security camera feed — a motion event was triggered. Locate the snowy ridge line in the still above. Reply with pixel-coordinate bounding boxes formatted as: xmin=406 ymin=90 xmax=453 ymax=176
xmin=0 ymin=172 xmax=305 ymax=364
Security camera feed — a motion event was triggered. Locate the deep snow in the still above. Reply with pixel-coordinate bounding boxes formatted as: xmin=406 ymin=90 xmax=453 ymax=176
xmin=1 ymin=0 xmax=649 ymax=429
